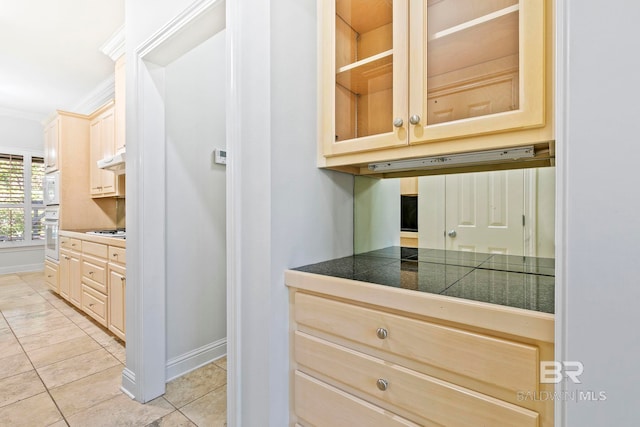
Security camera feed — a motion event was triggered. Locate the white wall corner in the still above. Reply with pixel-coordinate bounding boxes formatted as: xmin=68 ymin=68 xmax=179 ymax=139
xmin=71 ymin=75 xmax=116 ymax=116
xmin=165 ymin=339 xmax=227 ymax=381
xmin=100 ymin=25 xmax=126 ymax=61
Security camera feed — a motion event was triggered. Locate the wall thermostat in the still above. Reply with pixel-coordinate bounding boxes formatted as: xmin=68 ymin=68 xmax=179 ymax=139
xmin=214 ymin=148 xmax=227 ymax=165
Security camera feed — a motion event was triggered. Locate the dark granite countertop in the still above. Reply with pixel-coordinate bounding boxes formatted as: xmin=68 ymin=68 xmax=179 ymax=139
xmin=293 ymin=247 xmax=555 ymax=314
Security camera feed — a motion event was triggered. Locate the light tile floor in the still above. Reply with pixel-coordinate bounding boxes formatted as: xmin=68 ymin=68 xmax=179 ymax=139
xmin=0 ymin=272 xmax=227 ymax=426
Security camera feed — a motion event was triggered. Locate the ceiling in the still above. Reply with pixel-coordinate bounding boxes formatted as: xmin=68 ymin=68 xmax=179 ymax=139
xmin=0 ymin=0 xmax=125 ymax=121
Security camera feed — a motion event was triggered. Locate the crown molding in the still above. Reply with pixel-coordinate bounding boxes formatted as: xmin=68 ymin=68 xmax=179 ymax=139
xmin=71 ymin=75 xmax=115 ymax=116
xmin=100 ymin=25 xmax=126 ymax=61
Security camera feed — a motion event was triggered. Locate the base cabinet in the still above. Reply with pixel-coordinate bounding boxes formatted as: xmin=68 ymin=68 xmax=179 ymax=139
xmin=287 ymin=271 xmax=554 ymax=427
xmin=108 ymin=263 xmax=126 ymax=341
xmin=54 ymin=231 xmax=126 ymax=341
xmin=44 ymin=260 xmax=59 ymax=293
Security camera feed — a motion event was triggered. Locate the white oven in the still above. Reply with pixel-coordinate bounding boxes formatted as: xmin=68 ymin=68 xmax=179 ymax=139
xmin=44 ymin=207 xmax=59 ymax=261
xmin=43 ymin=171 xmax=60 ymax=206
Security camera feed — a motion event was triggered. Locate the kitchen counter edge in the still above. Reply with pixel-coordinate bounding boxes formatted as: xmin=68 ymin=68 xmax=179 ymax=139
xmin=285 ymin=269 xmax=554 ymax=343
xmin=60 ymin=229 xmax=126 ymax=248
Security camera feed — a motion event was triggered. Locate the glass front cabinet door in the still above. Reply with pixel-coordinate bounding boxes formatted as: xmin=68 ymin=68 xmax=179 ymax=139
xmin=318 ymin=0 xmax=550 ymax=167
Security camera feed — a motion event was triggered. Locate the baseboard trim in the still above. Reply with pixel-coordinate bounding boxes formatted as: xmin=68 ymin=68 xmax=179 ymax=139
xmin=165 ymin=338 xmax=227 ymax=382
xmin=0 ymin=263 xmax=44 ymax=275
xmin=121 ymin=367 xmax=137 ymax=399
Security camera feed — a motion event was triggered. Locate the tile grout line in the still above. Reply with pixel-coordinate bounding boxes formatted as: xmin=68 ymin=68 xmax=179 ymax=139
xmin=0 ymin=279 xmax=71 ymax=426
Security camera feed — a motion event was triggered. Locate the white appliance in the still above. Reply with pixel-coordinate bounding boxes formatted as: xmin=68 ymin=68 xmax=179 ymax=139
xmin=43 ymin=171 xmax=60 ymax=206
xmin=97 ymin=151 xmax=126 ymax=175
xmin=44 ymin=207 xmax=59 ymax=261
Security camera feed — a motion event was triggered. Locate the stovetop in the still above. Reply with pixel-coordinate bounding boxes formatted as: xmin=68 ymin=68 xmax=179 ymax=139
xmin=86 ymin=229 xmax=126 ymax=239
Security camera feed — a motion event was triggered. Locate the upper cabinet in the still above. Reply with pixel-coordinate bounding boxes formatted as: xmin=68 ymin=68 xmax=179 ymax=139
xmin=114 ymin=56 xmax=126 ymax=154
xmin=89 ymin=102 xmax=124 ymax=198
xmin=44 ymin=118 xmax=60 ymax=173
xmin=319 ymin=0 xmax=554 ymax=174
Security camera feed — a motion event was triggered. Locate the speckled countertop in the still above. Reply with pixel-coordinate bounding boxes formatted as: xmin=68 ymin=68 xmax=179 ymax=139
xmin=293 ymin=247 xmax=555 ymax=314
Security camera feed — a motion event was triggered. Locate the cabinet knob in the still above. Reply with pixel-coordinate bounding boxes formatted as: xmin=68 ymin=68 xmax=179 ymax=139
xmin=409 ymin=114 xmax=421 ymax=125
xmin=121 ymin=277 xmax=126 ymax=282
xmin=376 ymin=328 xmax=388 ymax=339
xmin=376 ymin=378 xmax=389 ymax=391
xmin=393 ymin=118 xmax=403 ymax=128
xmin=89 ymin=271 xmax=94 ymax=275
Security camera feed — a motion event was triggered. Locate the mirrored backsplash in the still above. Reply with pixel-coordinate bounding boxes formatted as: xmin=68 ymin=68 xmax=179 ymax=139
xmin=354 ymin=167 xmax=555 ymax=259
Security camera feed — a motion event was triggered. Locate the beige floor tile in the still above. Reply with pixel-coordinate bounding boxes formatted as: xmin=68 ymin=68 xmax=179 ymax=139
xmin=180 ymin=385 xmax=227 ymax=427
xmin=66 ymin=395 xmax=174 ymax=427
xmin=104 ymin=340 xmax=126 ymax=364
xmin=19 ymin=323 xmax=88 ymax=353
xmin=146 ymin=410 xmax=197 ymax=427
xmin=164 ymin=363 xmax=227 ymax=408
xmin=0 ymin=330 xmax=24 ymax=358
xmin=0 ymin=392 xmax=63 ymax=426
xmin=0 ymin=292 xmax=47 ymax=311
xmin=214 ymin=356 xmax=227 ymax=371
xmin=4 ymin=306 xmax=64 ymax=328
xmin=0 ymin=275 xmax=24 ymax=286
xmin=1 ymin=301 xmax=56 ymax=318
xmin=40 ymin=289 xmax=63 ymax=302
xmin=48 ymin=421 xmax=69 ymax=427
xmin=50 ymin=364 xmax=125 ymax=418
xmin=0 ymin=370 xmax=46 ymax=409
xmin=37 ymin=348 xmax=120 ymax=389
xmin=26 ymin=334 xmax=102 ymax=369
xmin=11 ymin=314 xmax=74 ymax=338
xmin=85 ymin=323 xmax=121 ymax=347
xmin=26 ymin=279 xmax=49 ymax=293
xmin=0 ymin=351 xmax=33 ymax=381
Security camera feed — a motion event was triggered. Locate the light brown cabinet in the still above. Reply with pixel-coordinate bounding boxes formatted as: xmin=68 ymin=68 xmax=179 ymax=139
xmin=55 ymin=231 xmax=126 ymax=340
xmin=287 ymin=270 xmax=555 ymax=426
xmin=43 ymin=111 xmax=119 ymax=230
xmin=318 ymin=0 xmax=554 ymax=174
xmin=89 ymin=102 xmax=124 ymax=198
xmin=108 ymin=263 xmax=126 ymax=341
xmin=59 ymin=247 xmax=81 ymax=308
xmin=114 ymin=56 xmax=126 ymax=154
xmin=44 ymin=259 xmax=59 ymax=293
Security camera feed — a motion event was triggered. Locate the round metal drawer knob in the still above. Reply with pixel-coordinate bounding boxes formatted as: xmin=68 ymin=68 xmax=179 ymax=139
xmin=393 ymin=118 xmax=404 ymax=128
xmin=409 ymin=114 xmax=421 ymax=125
xmin=376 ymin=378 xmax=389 ymax=391
xmin=376 ymin=328 xmax=388 ymax=339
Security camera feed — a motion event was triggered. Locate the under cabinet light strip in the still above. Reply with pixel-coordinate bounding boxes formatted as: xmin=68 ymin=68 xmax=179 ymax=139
xmin=367 ymin=146 xmax=535 ymax=172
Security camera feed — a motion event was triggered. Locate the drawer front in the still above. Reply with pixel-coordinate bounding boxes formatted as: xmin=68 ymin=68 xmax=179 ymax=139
xmin=44 ymin=261 xmax=59 ymax=293
xmin=295 ymin=292 xmax=539 ymax=393
xmin=108 ymin=246 xmax=126 ymax=266
xmin=60 ymin=237 xmax=81 ymax=251
xmin=81 ymin=284 xmax=107 ymax=327
xmin=82 ymin=241 xmax=108 ymax=259
xmin=82 ymin=257 xmax=107 ymax=287
xmin=295 ymin=332 xmax=538 ymax=427
xmin=294 ymin=371 xmax=419 ymax=427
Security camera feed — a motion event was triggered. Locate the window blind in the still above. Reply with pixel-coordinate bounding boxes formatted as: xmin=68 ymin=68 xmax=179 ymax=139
xmin=0 ymin=154 xmax=44 ymax=243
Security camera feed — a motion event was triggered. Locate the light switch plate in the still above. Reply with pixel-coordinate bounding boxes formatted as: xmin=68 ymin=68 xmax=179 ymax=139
xmin=214 ymin=148 xmax=227 ymax=165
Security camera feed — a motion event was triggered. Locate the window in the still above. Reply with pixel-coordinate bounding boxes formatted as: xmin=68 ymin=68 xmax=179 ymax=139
xmin=0 ymin=153 xmax=45 ymax=244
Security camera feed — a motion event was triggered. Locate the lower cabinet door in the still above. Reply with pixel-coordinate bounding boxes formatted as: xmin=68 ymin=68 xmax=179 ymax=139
xmin=295 ymin=370 xmax=419 ymax=427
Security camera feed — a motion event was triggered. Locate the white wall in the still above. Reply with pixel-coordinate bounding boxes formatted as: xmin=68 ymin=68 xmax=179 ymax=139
xmin=354 ymin=176 xmax=400 ymax=254
xmin=0 ymin=115 xmax=45 ymax=273
xmin=164 ymin=30 xmax=227 ymax=375
xmin=558 ymin=1 xmax=640 ymax=425
xmin=226 ymin=0 xmax=354 ymax=424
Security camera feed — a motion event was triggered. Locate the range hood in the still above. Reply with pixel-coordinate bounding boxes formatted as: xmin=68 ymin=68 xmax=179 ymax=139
xmin=97 ymin=152 xmax=126 ymax=175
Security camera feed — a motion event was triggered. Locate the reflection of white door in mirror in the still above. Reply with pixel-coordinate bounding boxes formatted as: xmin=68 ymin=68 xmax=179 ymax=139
xmin=418 ymin=168 xmax=555 ymax=257
xmin=445 ymin=170 xmax=525 ymax=255
xmin=353 ymin=168 xmax=555 ymax=258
